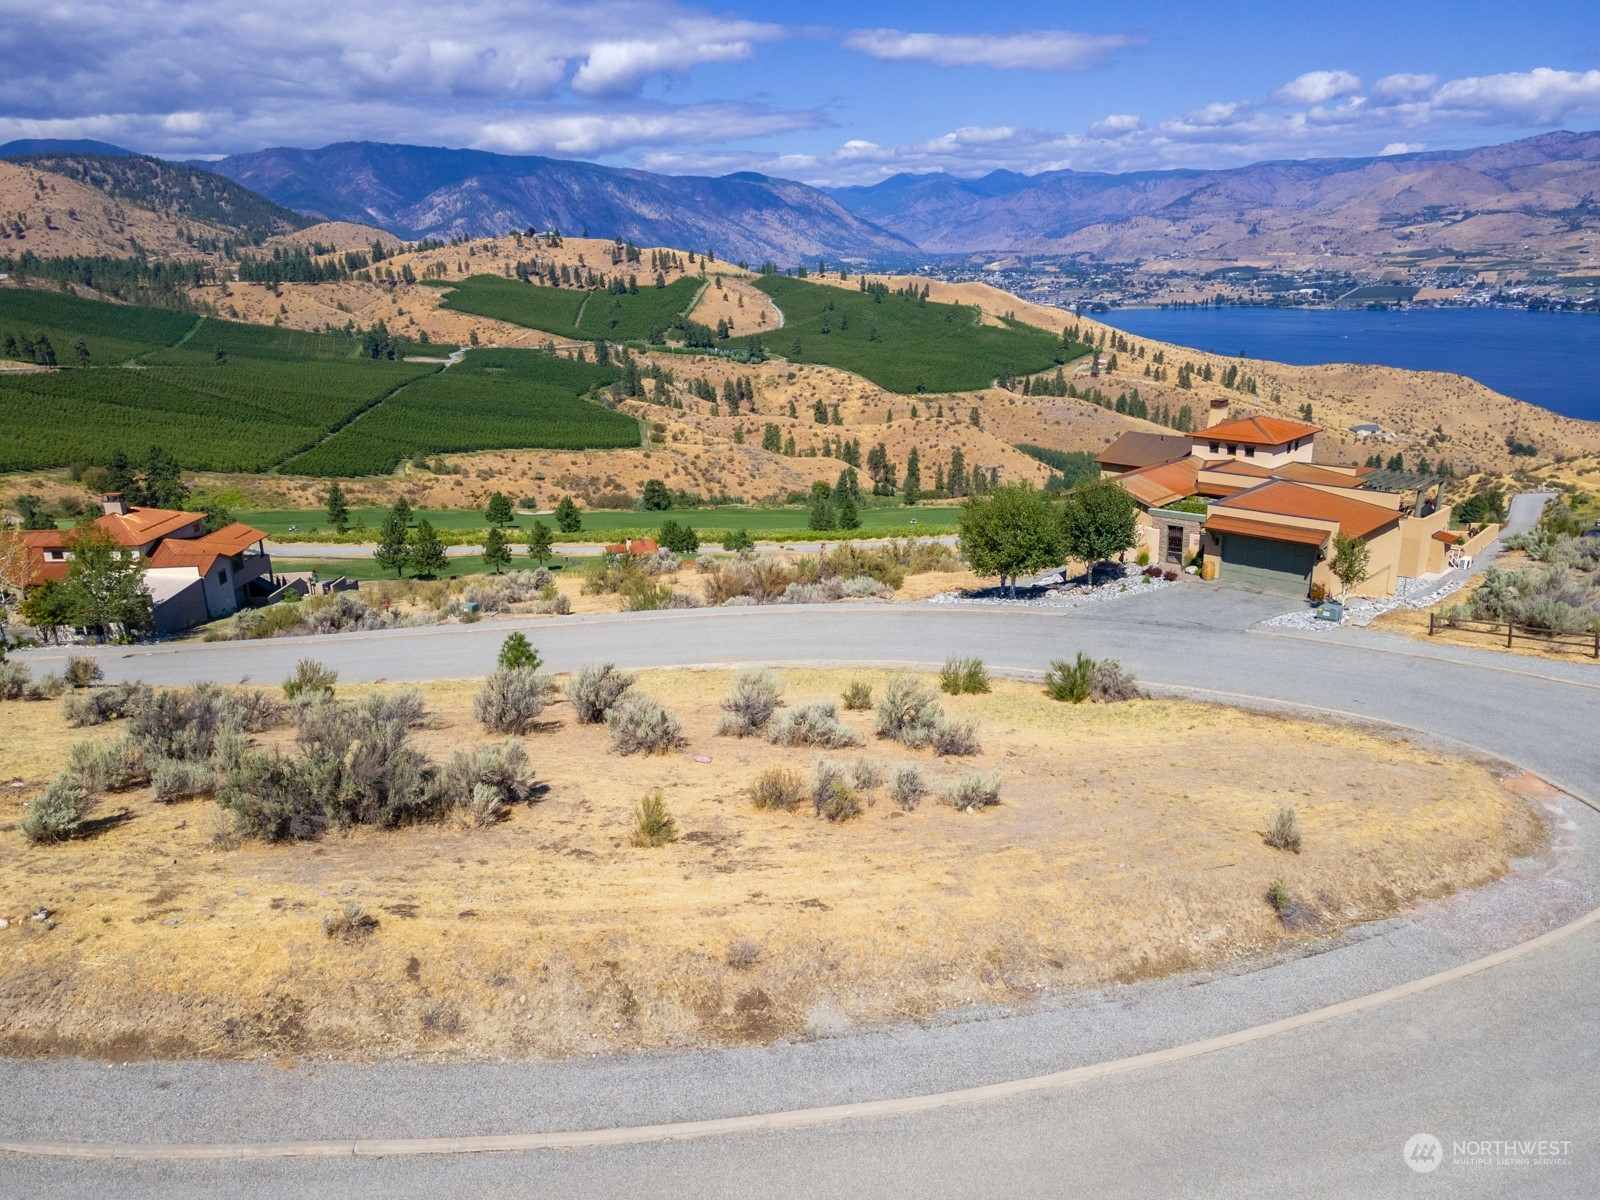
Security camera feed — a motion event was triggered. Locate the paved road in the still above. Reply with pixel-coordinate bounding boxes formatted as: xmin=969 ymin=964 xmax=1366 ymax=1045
xmin=8 ymin=494 xmax=1598 ymax=1198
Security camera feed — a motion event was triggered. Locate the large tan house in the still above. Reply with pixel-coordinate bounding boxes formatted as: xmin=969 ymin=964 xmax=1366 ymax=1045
xmin=11 ymin=494 xmax=276 ymax=634
xmin=1098 ymin=403 xmax=1458 ymax=598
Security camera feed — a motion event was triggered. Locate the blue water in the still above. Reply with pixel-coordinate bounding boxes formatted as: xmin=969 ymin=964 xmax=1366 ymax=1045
xmin=1098 ymin=307 xmax=1600 ymax=423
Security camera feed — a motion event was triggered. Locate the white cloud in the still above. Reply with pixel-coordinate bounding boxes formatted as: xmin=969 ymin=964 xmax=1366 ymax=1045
xmin=1372 ymin=73 xmax=1438 ymax=101
xmin=1271 ymin=70 xmax=1363 ymax=106
xmin=475 ymin=104 xmax=820 ymax=156
xmin=1431 ymin=67 xmax=1600 ymax=125
xmin=0 ymin=0 xmax=792 ymax=157
xmin=841 ymin=29 xmax=1142 ymax=72
xmin=1379 ymin=141 xmax=1425 ymax=156
xmin=1088 ymin=114 xmax=1144 ymax=138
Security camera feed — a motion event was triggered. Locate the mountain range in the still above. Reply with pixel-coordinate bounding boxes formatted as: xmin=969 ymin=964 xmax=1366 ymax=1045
xmin=4 ymin=131 xmax=1598 ymax=266
xmin=824 ymin=131 xmax=1600 ymax=262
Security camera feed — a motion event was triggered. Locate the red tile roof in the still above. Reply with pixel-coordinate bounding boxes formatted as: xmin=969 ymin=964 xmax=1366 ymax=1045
xmin=96 ymin=506 xmax=204 ymax=546
xmin=1115 ymin=457 xmax=1199 ymax=508
xmin=1213 ymin=480 xmax=1401 ymax=540
xmin=1095 ymin=432 xmax=1193 ymax=470
xmin=1204 ymin=514 xmax=1331 ymax=547
xmin=1197 ymin=415 xmax=1321 ymax=447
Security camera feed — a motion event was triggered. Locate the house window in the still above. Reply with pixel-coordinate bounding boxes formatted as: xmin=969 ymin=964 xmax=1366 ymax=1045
xmin=1244 ymin=446 xmax=1256 ymax=458
xmin=46 ymin=550 xmax=66 ymax=561
xmin=1209 ymin=442 xmax=1219 ymax=453
xmin=1227 ymin=444 xmax=1238 ymax=455
xmin=218 ymin=569 xmax=228 ymax=583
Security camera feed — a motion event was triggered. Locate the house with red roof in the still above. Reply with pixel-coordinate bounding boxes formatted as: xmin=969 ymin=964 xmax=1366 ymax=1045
xmin=8 ymin=493 xmax=277 ymax=633
xmin=1094 ymin=399 xmax=1457 ymax=597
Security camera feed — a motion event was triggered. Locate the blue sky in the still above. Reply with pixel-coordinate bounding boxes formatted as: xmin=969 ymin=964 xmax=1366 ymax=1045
xmin=2 ymin=0 xmax=1598 ymax=184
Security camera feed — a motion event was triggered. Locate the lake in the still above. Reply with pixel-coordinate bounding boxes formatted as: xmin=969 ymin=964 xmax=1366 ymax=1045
xmin=1097 ymin=307 xmax=1600 ymax=423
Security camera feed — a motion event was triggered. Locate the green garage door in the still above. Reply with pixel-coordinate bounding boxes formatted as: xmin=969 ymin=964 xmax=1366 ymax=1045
xmin=1219 ymin=534 xmax=1317 ymax=595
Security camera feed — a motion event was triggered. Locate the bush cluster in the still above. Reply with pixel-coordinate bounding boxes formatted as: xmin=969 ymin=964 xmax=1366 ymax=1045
xmin=810 ymin=759 xmax=862 ymax=822
xmin=891 ymin=764 xmax=926 ymax=811
xmin=938 ymin=657 xmax=991 ymax=695
xmin=942 ymin=772 xmax=1002 ymax=811
xmin=873 ymin=674 xmax=980 ymax=756
xmin=0 ymin=661 xmax=67 ymax=702
xmin=767 ymin=700 xmax=860 ymax=748
xmin=605 ymin=693 xmax=682 ymax=755
xmin=716 ymin=668 xmax=785 ymax=737
xmin=1264 ymin=807 xmax=1303 ymax=853
xmin=474 ymin=668 xmax=554 ymax=734
xmin=749 ymin=766 xmax=807 ymax=811
xmin=630 ymin=790 xmax=679 ymax=846
xmin=565 ymin=663 xmax=636 ymax=724
xmin=1044 ymin=653 xmax=1141 ymax=704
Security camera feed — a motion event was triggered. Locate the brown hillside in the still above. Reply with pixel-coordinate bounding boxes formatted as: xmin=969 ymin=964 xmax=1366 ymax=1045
xmin=0 ymin=161 xmax=235 ymax=262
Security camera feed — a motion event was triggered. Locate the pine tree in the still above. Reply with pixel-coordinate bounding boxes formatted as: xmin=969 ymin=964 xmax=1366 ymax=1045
xmin=527 ymin=520 xmax=554 ymax=562
xmin=554 ymin=496 xmax=582 ymax=533
xmin=324 ymin=482 xmax=350 ymax=533
xmin=409 ymin=519 xmax=449 ymax=578
xmin=484 ymin=491 xmax=514 ymax=527
xmin=374 ymin=501 xmax=413 ymax=577
xmin=902 ymin=448 xmax=921 ymax=505
xmin=482 ymin=526 xmax=511 ymax=574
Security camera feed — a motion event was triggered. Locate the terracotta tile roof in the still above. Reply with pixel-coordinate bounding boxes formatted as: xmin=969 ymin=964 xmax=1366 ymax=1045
xmin=96 ymin=506 xmax=204 ymax=546
xmin=3 ymin=530 xmax=68 ymax=584
xmin=1115 ymin=457 xmax=1199 ymax=508
xmin=1094 ymin=432 xmax=1193 ymax=470
xmin=1203 ymin=514 xmax=1330 ymax=547
xmin=147 ymin=541 xmax=224 ymax=572
xmin=1214 ymin=480 xmax=1401 ymax=540
xmin=1201 ymin=459 xmax=1273 ymax=478
xmin=1196 ymin=415 xmax=1321 ymax=446
xmin=1271 ymin=462 xmax=1371 ymax=488
xmin=191 ymin=522 xmax=266 ymax=556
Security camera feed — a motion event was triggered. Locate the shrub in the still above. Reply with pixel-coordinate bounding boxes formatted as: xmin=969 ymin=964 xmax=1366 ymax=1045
xmin=811 ymin=759 xmax=862 ymax=822
xmin=1044 ymin=654 xmax=1094 ymax=703
xmin=0 ymin=660 xmax=31 ymax=700
xmin=127 ymin=682 xmax=235 ymax=761
xmin=152 ymin=757 xmax=216 ymax=804
xmin=749 ymin=766 xmax=807 ymax=811
xmin=444 ymin=741 xmax=534 ymax=821
xmin=932 ymin=718 xmax=981 ymax=757
xmin=60 ymin=680 xmax=149 ymax=726
xmin=657 ymin=519 xmax=700 ymax=554
xmin=850 ymin=757 xmax=885 ymax=791
xmin=497 ymin=632 xmax=542 ymax=672
xmin=891 ymin=764 xmax=926 ymax=811
xmin=1089 ymin=659 xmax=1141 ymax=702
xmin=842 ymin=574 xmax=891 ymax=599
xmin=875 ymin=674 xmax=944 ymax=747
xmin=283 ymin=658 xmax=337 ymax=700
xmin=939 ymin=656 xmax=991 ymax=695
xmin=716 ymin=667 xmax=785 ymax=736
xmin=1266 ymin=878 xmax=1292 ymax=915
xmin=721 ymin=529 xmax=755 ymax=553
xmin=768 ymin=700 xmax=860 ymax=748
xmin=630 ymin=790 xmax=680 ymax=847
xmin=474 ymin=668 xmax=553 ymax=735
xmin=1264 ymin=807 xmax=1303 ymax=853
xmin=322 ymin=903 xmax=379 ymax=941
xmin=21 ymin=777 xmax=96 ymax=843
xmin=64 ymin=656 xmax=104 ymax=688
xmin=724 ymin=937 xmax=763 ymax=969
xmin=66 ymin=736 xmax=148 ymax=793
xmin=605 ymin=693 xmax=682 ymax=755
xmin=26 ymin=671 xmax=67 ymax=701
xmin=942 ymin=772 xmax=1002 ymax=811
xmin=841 ymin=680 xmax=873 ymax=710
xmin=563 ymin=663 xmax=634 ymax=725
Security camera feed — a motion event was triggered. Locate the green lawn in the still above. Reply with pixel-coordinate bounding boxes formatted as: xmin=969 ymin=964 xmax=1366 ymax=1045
xmin=434 ymin=274 xmax=704 ymax=342
xmin=247 ymin=504 xmax=959 ymax=540
xmin=747 ymin=275 xmax=1086 ymax=394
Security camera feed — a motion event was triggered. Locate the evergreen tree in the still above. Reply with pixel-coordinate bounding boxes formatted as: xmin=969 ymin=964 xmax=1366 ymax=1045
xmin=640 ymin=478 xmax=672 ymax=510
xmin=482 ymin=526 xmax=511 ymax=574
xmin=485 ymin=491 xmax=514 ymax=527
xmin=324 ymin=482 xmax=350 ymax=533
xmin=948 ymin=447 xmax=967 ymax=498
xmin=527 ymin=520 xmax=554 ymax=562
xmin=836 ymin=491 xmax=860 ymax=530
xmin=762 ymin=424 xmax=782 ymax=453
xmin=141 ymin=446 xmax=187 ymax=510
xmin=807 ymin=481 xmax=837 ymax=532
xmin=409 ymin=519 xmax=449 ymax=578
xmin=902 ymin=448 xmax=922 ymax=505
xmin=554 ymin=496 xmax=582 ymax=533
xmin=374 ymin=501 xmax=413 ymax=577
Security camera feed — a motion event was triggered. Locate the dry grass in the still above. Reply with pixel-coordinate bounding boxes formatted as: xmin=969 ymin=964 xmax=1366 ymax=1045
xmin=0 ymin=669 xmax=1542 ymax=1061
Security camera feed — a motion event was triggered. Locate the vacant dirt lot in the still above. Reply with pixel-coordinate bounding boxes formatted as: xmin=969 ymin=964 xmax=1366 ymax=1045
xmin=0 ymin=669 xmax=1541 ymax=1061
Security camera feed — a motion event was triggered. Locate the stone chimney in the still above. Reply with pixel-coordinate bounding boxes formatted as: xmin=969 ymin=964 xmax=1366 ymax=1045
xmin=102 ymin=492 xmax=129 ymax=516
xmin=1207 ymin=397 xmax=1231 ymax=428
